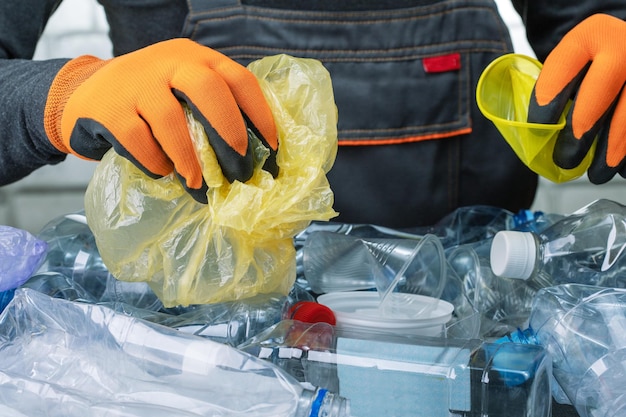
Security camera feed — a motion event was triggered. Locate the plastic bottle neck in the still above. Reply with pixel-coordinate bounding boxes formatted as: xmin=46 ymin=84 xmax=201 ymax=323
xmin=296 ymin=388 xmax=350 ymax=417
xmin=495 ymin=327 xmax=540 ymax=345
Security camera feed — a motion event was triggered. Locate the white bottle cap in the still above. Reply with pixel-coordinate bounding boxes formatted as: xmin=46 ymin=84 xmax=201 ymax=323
xmin=490 ymin=230 xmax=537 ymax=280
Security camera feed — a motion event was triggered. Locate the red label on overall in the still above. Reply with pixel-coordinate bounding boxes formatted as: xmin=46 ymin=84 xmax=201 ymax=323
xmin=423 ymin=53 xmax=461 ymax=73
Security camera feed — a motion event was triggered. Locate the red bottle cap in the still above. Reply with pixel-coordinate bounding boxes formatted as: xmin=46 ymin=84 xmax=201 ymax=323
xmin=287 ymin=301 xmax=336 ymax=325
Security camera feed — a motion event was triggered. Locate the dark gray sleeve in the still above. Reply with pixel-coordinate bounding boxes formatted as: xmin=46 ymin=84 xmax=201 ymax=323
xmin=510 ymin=0 xmax=626 ymax=61
xmin=0 ymin=59 xmax=69 ymax=185
xmin=0 ymin=0 xmax=71 ymax=185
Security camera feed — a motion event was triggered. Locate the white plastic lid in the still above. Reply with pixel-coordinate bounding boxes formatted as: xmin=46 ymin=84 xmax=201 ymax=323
xmin=490 ymin=230 xmax=537 ymax=280
xmin=317 ymin=291 xmax=454 ymax=337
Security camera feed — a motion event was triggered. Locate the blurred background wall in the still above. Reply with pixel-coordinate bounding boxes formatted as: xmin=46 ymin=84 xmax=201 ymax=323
xmin=2 ymin=0 xmax=626 ymax=234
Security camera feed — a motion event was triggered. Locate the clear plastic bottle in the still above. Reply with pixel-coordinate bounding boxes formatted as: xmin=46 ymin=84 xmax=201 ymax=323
xmin=239 ymin=319 xmax=553 ymax=417
xmin=297 ymin=206 xmax=561 ymax=295
xmin=23 ymin=268 xmax=332 ymax=347
xmin=502 ymin=283 xmax=626 ymax=417
xmin=490 ymin=199 xmax=626 ymax=288
xmin=0 ymin=288 xmax=350 ymax=417
xmin=32 ymin=211 xmax=165 ymax=311
xmin=150 ymin=288 xmax=334 ymax=346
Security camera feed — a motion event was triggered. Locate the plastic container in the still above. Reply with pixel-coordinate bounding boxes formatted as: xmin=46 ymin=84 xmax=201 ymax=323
xmin=476 ymin=53 xmax=595 ymax=183
xmin=503 ymin=284 xmax=626 ymax=417
xmin=317 ymin=291 xmax=453 ymax=337
xmin=0 ymin=289 xmax=350 ymax=417
xmin=490 ymin=199 xmax=626 ymax=288
xmin=239 ymin=320 xmax=553 ymax=417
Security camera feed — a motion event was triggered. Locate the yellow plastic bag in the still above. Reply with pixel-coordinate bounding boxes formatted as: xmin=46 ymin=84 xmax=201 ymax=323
xmin=84 ymin=54 xmax=338 ymax=307
xmin=476 ymin=53 xmax=595 ymax=183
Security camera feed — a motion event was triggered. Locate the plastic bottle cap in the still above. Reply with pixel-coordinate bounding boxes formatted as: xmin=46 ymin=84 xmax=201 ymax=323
xmin=490 ymin=231 xmax=537 ymax=280
xmin=288 ymin=301 xmax=336 ymax=325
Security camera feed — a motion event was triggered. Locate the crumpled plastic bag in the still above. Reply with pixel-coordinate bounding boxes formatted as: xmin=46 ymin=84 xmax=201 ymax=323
xmin=85 ymin=54 xmax=338 ymax=307
xmin=0 ymin=225 xmax=47 ymax=292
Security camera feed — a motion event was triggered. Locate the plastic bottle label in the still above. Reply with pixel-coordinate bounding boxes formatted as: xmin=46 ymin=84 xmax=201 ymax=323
xmin=335 ymin=338 xmax=470 ymax=417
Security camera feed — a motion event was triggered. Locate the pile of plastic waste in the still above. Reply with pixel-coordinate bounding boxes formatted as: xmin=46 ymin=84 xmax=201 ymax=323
xmin=2 ymin=198 xmax=626 ymax=416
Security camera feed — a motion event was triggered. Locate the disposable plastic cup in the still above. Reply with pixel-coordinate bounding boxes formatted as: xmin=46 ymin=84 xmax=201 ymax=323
xmin=303 ymin=232 xmax=446 ymax=315
xmin=317 ymin=291 xmax=454 ymax=337
xmin=373 ymin=234 xmax=446 ymax=317
xmin=303 ymin=231 xmax=386 ymax=293
xmin=476 ymin=53 xmax=594 ymax=183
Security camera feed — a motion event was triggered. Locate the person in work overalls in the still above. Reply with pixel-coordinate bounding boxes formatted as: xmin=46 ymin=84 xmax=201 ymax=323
xmin=0 ymin=1 xmax=625 ymax=228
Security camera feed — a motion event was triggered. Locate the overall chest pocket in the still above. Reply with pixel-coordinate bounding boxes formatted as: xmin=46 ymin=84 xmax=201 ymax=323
xmin=183 ymin=1 xmax=509 ymax=145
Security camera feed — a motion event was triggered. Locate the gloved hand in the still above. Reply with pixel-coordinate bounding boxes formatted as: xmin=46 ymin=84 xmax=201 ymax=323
xmin=44 ymin=38 xmax=278 ymax=203
xmin=527 ymin=14 xmax=626 ymax=183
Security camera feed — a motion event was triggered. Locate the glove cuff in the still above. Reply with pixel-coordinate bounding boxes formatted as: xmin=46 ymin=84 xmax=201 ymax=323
xmin=44 ymin=55 xmax=108 ymax=154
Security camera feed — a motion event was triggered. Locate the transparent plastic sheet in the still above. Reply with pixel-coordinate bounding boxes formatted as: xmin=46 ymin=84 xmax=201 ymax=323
xmin=85 ymin=55 xmax=338 ymax=307
xmin=0 ymin=226 xmax=47 ymax=292
xmin=0 ymin=288 xmax=315 ymax=417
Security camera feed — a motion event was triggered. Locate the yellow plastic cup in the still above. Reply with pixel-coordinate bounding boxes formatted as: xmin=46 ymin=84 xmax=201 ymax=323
xmin=476 ymin=53 xmax=595 ymax=183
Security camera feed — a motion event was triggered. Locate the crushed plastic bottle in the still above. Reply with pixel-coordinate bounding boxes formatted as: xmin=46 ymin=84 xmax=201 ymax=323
xmin=239 ymin=319 xmax=552 ymax=417
xmin=133 ymin=290 xmax=334 ymax=346
xmin=447 ymin=238 xmax=541 ymax=338
xmin=0 ymin=289 xmax=351 ymax=417
xmin=297 ymin=206 xmax=561 ymax=295
xmin=502 ymin=284 xmax=626 ymax=417
xmin=295 ymin=206 xmax=562 ymax=339
xmin=24 ymin=265 xmax=331 ymax=347
xmin=491 ymin=199 xmax=626 ymax=288
xmin=33 ymin=211 xmax=164 ymax=311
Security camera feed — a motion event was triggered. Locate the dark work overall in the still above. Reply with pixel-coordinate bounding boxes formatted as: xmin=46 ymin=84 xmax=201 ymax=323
xmin=182 ymin=0 xmax=538 ymax=228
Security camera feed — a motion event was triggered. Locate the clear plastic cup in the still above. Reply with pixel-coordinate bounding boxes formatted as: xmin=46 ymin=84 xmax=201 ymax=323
xmin=303 ymin=232 xmax=446 ymax=316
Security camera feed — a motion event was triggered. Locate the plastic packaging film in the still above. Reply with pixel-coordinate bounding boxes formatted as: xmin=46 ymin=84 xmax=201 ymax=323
xmin=84 ymin=54 xmax=339 ymax=307
xmin=476 ymin=53 xmax=595 ymax=183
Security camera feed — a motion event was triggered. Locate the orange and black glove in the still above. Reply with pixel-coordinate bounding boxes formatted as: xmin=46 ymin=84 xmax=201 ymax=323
xmin=527 ymin=14 xmax=626 ymax=183
xmin=44 ymin=38 xmax=278 ymax=203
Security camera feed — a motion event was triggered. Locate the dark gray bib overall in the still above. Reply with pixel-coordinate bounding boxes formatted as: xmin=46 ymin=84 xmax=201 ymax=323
xmin=182 ymin=0 xmax=538 ymax=228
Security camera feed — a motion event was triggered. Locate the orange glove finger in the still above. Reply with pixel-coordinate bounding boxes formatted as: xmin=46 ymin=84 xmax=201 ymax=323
xmin=606 ymin=89 xmax=626 ymax=167
xmin=208 ymin=54 xmax=278 ymax=150
xmin=588 ymin=87 xmax=626 ymax=183
xmin=170 ymin=66 xmax=254 ymax=183
xmin=215 ymin=58 xmax=279 ymax=177
xmin=528 ymin=14 xmax=626 ymax=171
xmin=135 ymin=93 xmax=202 ymax=188
xmin=175 ymin=50 xmax=278 ymax=177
